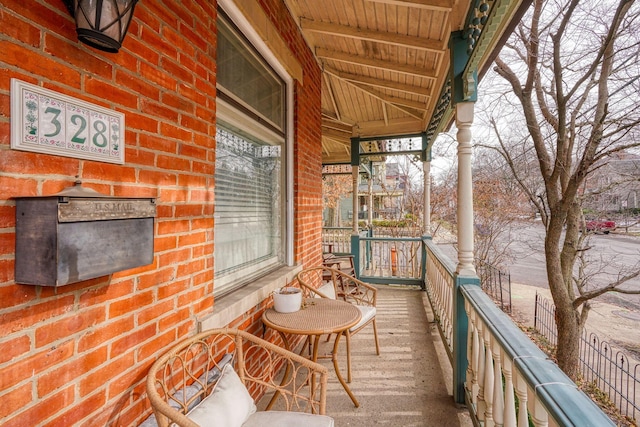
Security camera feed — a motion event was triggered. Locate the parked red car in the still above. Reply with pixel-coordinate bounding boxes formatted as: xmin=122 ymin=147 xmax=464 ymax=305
xmin=585 ymin=220 xmax=616 ymax=234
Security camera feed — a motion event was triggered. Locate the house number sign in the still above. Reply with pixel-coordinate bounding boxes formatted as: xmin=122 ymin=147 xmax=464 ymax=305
xmin=10 ymin=78 xmax=125 ymax=164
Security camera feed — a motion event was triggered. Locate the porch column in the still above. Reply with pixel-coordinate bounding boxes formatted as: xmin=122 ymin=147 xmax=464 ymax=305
xmin=368 ymin=174 xmax=373 ymax=226
xmin=456 ymin=102 xmax=476 ymax=276
xmin=352 ymin=167 xmax=359 ymax=234
xmin=423 ymin=160 xmax=431 ymax=236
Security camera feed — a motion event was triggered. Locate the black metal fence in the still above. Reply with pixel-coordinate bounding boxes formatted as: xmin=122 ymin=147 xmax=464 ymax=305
xmin=534 ymin=293 xmax=640 ymax=422
xmin=476 ymin=260 xmax=512 ymax=313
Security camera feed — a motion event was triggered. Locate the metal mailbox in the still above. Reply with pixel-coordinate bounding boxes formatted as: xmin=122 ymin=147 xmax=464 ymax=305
xmin=15 ymin=182 xmax=156 ymax=286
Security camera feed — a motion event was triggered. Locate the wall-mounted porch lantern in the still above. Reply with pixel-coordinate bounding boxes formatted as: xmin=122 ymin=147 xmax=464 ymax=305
xmin=63 ymin=0 xmax=139 ymax=53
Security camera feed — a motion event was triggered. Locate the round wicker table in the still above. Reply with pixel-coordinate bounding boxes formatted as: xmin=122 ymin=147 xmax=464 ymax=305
xmin=263 ymin=297 xmax=362 ymax=407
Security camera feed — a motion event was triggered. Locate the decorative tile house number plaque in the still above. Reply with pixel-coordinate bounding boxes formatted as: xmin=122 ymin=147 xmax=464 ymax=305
xmin=10 ymin=79 xmax=125 ymax=164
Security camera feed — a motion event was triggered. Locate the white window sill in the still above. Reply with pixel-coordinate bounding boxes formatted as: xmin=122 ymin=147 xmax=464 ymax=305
xmin=197 ymin=265 xmax=302 ymax=332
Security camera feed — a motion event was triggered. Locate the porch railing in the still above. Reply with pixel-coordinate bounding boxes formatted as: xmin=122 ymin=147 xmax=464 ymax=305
xmin=322 ymin=226 xmax=425 ymax=287
xmin=423 ymin=239 xmax=615 ymax=427
xmin=425 ymin=240 xmax=456 ymax=356
xmin=321 ymin=227 xmax=353 ymax=253
xmin=357 ymin=236 xmax=424 ymax=286
xmin=327 ymin=231 xmax=618 ymax=425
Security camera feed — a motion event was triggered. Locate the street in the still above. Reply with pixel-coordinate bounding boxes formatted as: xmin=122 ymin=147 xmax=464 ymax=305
xmin=509 ymin=221 xmax=640 ymax=311
xmin=436 ymin=221 xmax=640 ymax=358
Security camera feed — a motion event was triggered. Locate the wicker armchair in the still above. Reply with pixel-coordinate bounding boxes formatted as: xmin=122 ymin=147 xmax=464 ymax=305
xmin=146 ymin=328 xmax=332 ymax=427
xmin=296 ymin=267 xmax=380 ymax=383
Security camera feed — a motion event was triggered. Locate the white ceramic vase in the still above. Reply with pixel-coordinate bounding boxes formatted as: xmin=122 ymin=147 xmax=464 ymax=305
xmin=273 ymin=287 xmax=302 ymax=313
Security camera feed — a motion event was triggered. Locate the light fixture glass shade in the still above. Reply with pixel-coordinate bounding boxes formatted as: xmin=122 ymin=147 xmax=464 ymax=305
xmin=73 ymin=0 xmax=139 ymax=53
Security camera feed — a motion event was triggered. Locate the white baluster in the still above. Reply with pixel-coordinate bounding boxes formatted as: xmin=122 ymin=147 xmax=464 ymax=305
xmin=492 ymin=340 xmax=504 ymax=427
xmin=469 ymin=310 xmax=480 ymax=407
xmin=483 ymin=328 xmax=494 ymax=427
xmin=530 ymin=396 xmax=549 ymax=427
xmin=514 ymin=371 xmax=528 ymax=427
xmin=447 ymin=283 xmax=453 ymax=345
xmin=476 ymin=320 xmax=486 ymax=422
xmin=502 ymin=354 xmax=517 ymax=427
xmin=465 ymin=301 xmax=474 ymax=395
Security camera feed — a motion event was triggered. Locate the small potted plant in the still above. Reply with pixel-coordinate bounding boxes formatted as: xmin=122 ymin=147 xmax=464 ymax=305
xmin=272 ymin=286 xmax=302 ymax=313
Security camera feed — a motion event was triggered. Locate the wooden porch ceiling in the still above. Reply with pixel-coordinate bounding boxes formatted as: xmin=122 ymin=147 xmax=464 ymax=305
xmin=283 ymin=0 xmax=528 ymax=165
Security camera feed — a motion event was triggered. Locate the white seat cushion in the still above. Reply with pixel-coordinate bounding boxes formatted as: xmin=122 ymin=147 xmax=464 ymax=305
xmin=316 ymin=282 xmax=336 ymax=300
xmin=242 ymin=411 xmax=335 ymax=427
xmin=186 ymin=364 xmax=256 ymax=427
xmin=350 ymin=305 xmax=376 ymax=332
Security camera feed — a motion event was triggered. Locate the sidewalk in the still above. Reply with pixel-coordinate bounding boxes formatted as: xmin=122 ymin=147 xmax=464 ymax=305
xmin=510 ymin=281 xmax=640 ymax=363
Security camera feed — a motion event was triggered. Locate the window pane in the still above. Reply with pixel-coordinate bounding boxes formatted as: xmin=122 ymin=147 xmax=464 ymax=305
xmin=214 ymin=123 xmax=283 ymax=292
xmin=217 ymin=16 xmax=284 ymax=131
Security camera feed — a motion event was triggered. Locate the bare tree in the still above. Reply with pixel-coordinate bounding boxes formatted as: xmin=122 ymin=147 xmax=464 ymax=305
xmin=430 ymin=160 xmax=458 ymax=240
xmin=484 ymin=0 xmax=640 ymax=379
xmin=392 ymin=155 xmax=424 ymax=235
xmin=472 ymin=147 xmax=530 ymax=269
xmin=322 ymin=174 xmax=351 ymax=227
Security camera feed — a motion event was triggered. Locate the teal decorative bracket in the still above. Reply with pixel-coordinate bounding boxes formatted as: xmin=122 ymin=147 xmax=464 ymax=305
xmin=462 ymin=0 xmax=523 ymax=99
xmin=422 ymin=0 xmax=523 ymax=147
xmin=450 ymin=31 xmax=478 ymax=104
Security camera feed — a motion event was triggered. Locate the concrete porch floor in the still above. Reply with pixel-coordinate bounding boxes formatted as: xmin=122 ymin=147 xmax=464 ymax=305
xmin=313 ymin=285 xmax=472 ymax=426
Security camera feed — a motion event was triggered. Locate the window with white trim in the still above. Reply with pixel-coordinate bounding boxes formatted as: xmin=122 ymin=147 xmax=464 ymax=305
xmin=214 ymin=12 xmax=287 ymax=297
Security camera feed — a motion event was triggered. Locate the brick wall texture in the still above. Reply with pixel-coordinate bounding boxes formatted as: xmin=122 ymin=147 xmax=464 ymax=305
xmin=0 ymin=0 xmax=322 ymax=425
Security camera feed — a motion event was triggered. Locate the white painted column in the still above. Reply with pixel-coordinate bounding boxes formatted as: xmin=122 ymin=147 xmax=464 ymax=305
xmin=456 ymin=102 xmax=476 ymax=275
xmin=423 ymin=160 xmax=431 ymax=236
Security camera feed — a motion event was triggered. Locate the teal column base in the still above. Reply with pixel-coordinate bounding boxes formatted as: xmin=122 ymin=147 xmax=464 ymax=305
xmin=453 ymin=274 xmax=480 ymax=404
xmin=351 ymin=234 xmax=360 ymax=279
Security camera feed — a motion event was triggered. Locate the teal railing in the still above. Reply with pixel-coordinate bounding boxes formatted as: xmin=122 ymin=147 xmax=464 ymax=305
xmin=326 ymin=229 xmax=621 ymax=425
xmin=322 ymin=228 xmax=425 ymax=288
xmin=323 ymin=229 xmax=615 ymax=427
xmin=423 ymin=238 xmax=615 ymax=427
xmin=357 ymin=235 xmax=425 ymax=287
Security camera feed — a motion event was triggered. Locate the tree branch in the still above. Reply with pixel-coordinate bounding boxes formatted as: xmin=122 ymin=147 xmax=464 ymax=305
xmin=564 ymin=0 xmax=636 ymax=101
xmin=574 ymin=268 xmax=640 ymax=308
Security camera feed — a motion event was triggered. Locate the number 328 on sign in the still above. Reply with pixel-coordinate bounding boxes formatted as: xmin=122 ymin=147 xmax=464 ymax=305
xmin=10 ymin=79 xmax=125 ymax=164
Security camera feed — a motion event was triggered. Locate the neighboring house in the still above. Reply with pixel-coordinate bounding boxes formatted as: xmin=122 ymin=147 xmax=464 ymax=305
xmin=582 ymin=152 xmax=640 ymax=214
xmin=322 ymin=161 xmax=409 ymax=225
xmin=359 ymin=162 xmax=415 ymax=221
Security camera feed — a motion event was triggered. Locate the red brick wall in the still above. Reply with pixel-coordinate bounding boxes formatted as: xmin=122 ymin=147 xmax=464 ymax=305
xmin=253 ymin=0 xmax=323 ymax=268
xmin=0 ymin=0 xmax=322 ymax=425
